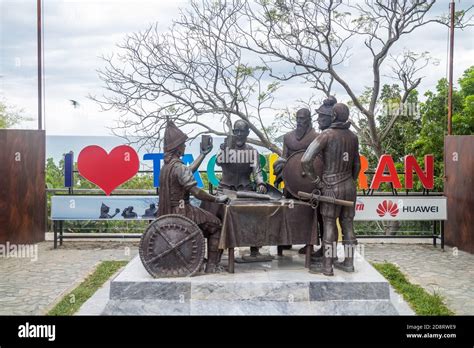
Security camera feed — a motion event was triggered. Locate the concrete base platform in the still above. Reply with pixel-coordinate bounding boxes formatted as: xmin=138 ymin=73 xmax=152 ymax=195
xmin=78 ymin=246 xmax=414 ymax=315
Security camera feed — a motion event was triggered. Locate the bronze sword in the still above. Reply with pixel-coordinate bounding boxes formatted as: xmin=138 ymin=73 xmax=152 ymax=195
xmin=297 ymin=191 xmax=354 ymax=207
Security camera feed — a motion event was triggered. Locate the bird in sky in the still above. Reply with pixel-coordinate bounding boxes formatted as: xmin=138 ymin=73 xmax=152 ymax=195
xmin=69 ymin=99 xmax=80 ymax=108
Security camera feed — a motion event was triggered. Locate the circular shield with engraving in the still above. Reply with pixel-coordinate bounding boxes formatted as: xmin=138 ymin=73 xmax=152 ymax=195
xmin=139 ymin=214 xmax=205 ymax=278
xmin=282 ymin=150 xmax=324 ymax=198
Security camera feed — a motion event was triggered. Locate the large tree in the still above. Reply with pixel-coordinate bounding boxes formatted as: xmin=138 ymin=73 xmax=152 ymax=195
xmin=94 ymin=0 xmax=472 ymax=157
xmin=92 ymin=3 xmax=282 ymax=154
xmin=356 ymin=83 xmax=420 ymax=165
xmin=213 ymin=0 xmax=471 ymax=158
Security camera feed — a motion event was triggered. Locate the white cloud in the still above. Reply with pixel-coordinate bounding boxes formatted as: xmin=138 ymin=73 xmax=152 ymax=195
xmin=0 ymin=0 xmax=472 ymax=136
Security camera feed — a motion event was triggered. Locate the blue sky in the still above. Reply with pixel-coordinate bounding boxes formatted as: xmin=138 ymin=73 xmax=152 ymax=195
xmin=1 ymin=0 xmax=473 ymax=137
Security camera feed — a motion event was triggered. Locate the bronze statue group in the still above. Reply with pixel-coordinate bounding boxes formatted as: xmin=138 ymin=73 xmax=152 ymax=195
xmin=155 ymin=97 xmax=360 ymax=277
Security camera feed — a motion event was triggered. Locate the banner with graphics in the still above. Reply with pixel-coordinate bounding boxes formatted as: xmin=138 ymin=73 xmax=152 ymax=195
xmin=51 ymin=196 xmax=160 ymax=220
xmin=353 ymin=196 xmax=447 ymax=221
xmin=52 ymin=195 xmax=447 ymax=221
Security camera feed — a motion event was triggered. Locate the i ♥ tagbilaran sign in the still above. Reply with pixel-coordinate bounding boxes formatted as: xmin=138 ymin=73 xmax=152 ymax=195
xmin=76 ymin=144 xmax=437 ymax=193
xmin=69 ymin=144 xmax=446 ymax=221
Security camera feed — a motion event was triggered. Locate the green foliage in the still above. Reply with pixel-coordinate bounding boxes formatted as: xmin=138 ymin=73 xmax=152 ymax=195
xmin=355 ymin=66 xmax=473 ymax=192
xmin=46 ymin=158 xmax=65 ymax=189
xmin=263 ymin=0 xmax=290 ymax=23
xmin=236 ymin=64 xmax=255 ymax=78
xmin=373 ymin=262 xmax=454 ymax=315
xmin=200 ymin=172 xmax=210 ymax=189
xmin=354 ymin=84 xmax=421 ymax=193
xmin=409 ymin=66 xmax=474 ymax=191
xmin=47 ymin=261 xmax=128 ymax=315
xmin=354 ymin=221 xmax=432 ymax=235
xmin=355 ymin=84 xmax=421 ymax=166
xmin=352 ymin=87 xmax=376 ymax=162
xmin=378 ymin=84 xmax=421 ymax=162
xmin=459 ymin=66 xmax=474 ymax=96
xmin=46 ymin=157 xmax=156 ymax=192
xmin=0 ymin=99 xmax=28 ymax=128
xmin=46 ymin=157 xmax=155 ymax=232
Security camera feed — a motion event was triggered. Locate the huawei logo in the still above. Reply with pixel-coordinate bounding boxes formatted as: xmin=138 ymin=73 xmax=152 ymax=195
xmin=376 ymin=200 xmax=399 ymax=217
xmin=355 ymin=200 xmax=365 ymax=211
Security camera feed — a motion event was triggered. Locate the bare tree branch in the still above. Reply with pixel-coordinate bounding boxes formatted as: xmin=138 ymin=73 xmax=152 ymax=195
xmin=91 ymin=2 xmax=284 ymax=155
xmin=91 ymin=0 xmax=472 ymax=160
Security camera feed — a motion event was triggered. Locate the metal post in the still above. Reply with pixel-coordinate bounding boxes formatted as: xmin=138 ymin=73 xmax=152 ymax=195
xmin=228 ymin=248 xmax=235 ymax=273
xmin=53 ymin=220 xmax=57 ymax=249
xmin=37 ymin=0 xmax=43 ymax=130
xmin=209 ymin=181 xmax=214 ymax=195
xmin=432 ymin=220 xmax=437 ymax=247
xmin=59 ymin=220 xmax=64 ymax=246
xmin=447 ymin=0 xmax=455 ymax=135
xmin=441 ymin=221 xmax=445 ymax=251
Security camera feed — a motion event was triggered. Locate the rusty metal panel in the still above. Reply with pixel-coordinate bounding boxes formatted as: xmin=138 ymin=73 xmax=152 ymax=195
xmin=0 ymin=130 xmax=46 ymax=244
xmin=444 ymin=135 xmax=474 ymax=253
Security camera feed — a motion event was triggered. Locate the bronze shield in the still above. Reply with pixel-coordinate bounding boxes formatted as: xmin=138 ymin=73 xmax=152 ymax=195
xmin=282 ymin=150 xmax=323 ymax=198
xmin=139 ymin=214 xmax=205 ymax=277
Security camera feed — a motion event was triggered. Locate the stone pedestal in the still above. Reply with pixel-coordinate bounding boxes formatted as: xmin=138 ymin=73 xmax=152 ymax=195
xmin=96 ymin=248 xmax=409 ymax=315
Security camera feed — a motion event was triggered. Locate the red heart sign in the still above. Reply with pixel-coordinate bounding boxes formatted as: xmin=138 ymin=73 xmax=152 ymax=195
xmin=78 ymin=145 xmax=139 ymax=195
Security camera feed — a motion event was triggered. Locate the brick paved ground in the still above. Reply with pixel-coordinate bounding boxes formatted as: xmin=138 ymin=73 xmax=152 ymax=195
xmin=363 ymin=243 xmax=474 ymax=315
xmin=0 ymin=241 xmax=472 ymax=315
xmin=0 ymin=242 xmax=138 ymax=315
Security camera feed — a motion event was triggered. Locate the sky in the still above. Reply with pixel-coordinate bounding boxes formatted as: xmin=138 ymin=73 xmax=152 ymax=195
xmin=1 ymin=0 xmax=473 ymax=138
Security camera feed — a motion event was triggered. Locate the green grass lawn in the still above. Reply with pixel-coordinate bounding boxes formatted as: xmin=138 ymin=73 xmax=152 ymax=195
xmin=47 ymin=260 xmax=128 ymax=316
xmin=372 ymin=262 xmax=454 ymax=316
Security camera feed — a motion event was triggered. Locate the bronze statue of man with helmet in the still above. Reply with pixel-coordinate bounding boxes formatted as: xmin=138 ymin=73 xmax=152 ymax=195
xmin=305 ymin=95 xmax=338 ymax=257
xmin=301 ymin=103 xmax=360 ymax=276
xmin=316 ymin=96 xmax=338 ymax=132
xmin=158 ymin=121 xmax=228 ymax=273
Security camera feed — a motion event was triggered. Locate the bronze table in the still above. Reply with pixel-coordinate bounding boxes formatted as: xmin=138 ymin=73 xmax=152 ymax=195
xmin=218 ymin=199 xmax=318 ymax=273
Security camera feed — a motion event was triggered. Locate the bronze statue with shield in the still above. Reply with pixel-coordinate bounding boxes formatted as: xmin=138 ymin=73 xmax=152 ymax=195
xmin=274 ymin=98 xmax=338 ymax=256
xmin=139 ymin=121 xmax=228 ymax=277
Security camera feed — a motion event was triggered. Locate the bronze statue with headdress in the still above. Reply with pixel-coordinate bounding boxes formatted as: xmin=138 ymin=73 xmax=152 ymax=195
xmin=158 ymin=121 xmax=228 ymax=273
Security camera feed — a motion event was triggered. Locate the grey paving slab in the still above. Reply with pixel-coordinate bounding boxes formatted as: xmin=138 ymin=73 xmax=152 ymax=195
xmin=0 ymin=241 xmax=137 ymax=315
xmin=1 ymin=241 xmax=472 ymax=315
xmin=363 ymin=244 xmax=474 ymax=315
